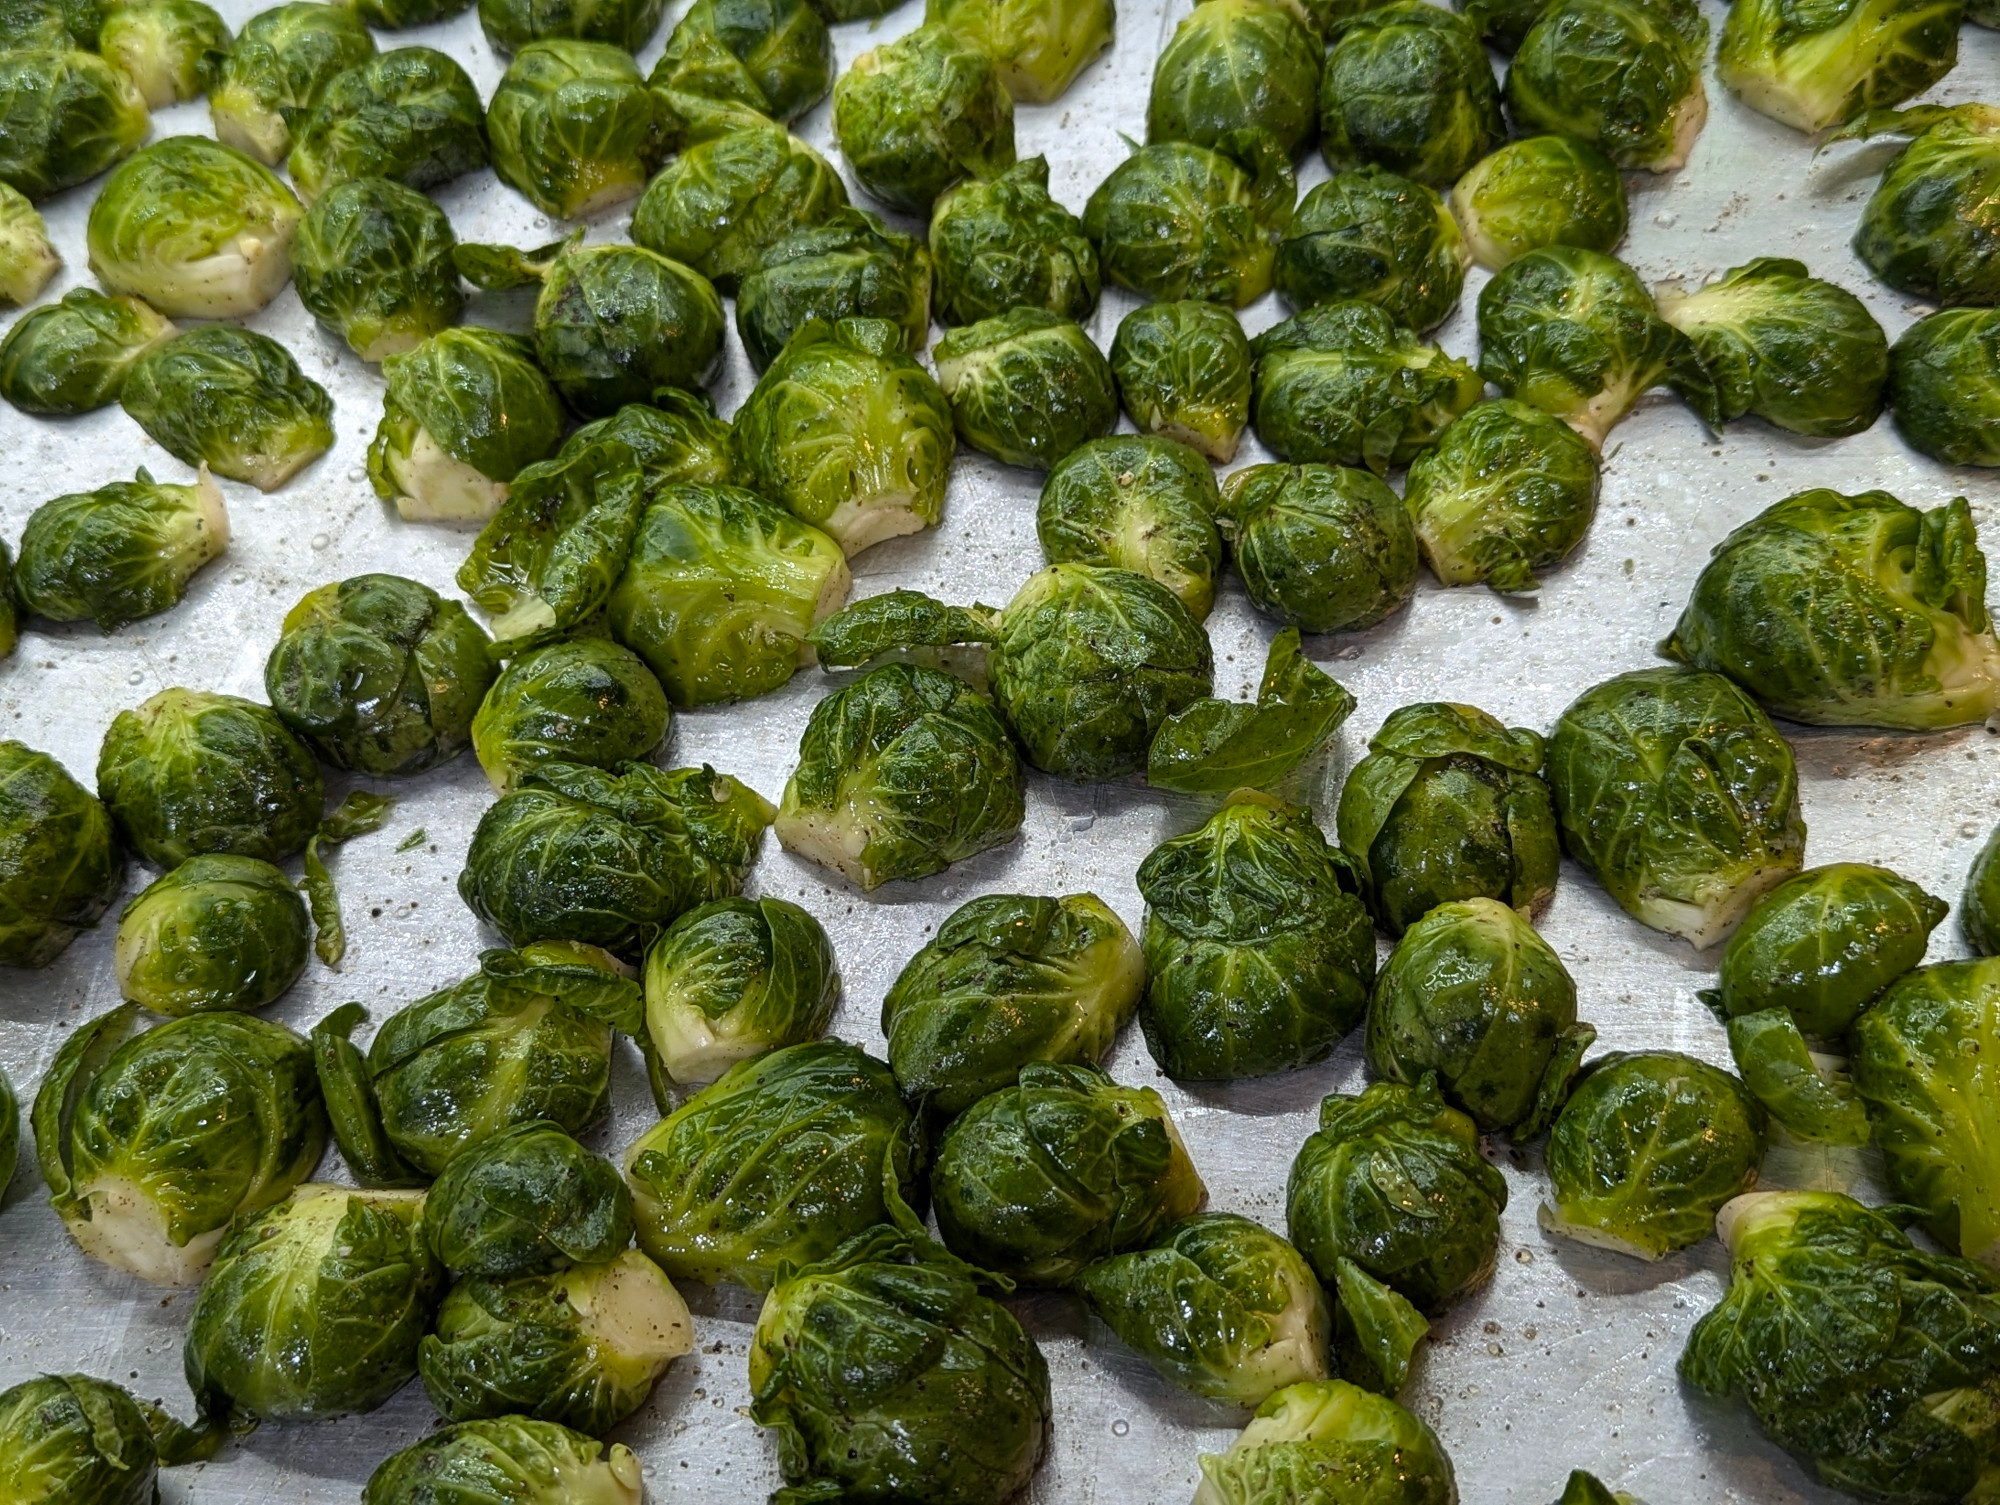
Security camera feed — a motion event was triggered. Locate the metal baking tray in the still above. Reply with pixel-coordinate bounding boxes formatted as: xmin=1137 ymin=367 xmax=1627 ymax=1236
xmin=3 ymin=3 xmax=1997 ymax=1499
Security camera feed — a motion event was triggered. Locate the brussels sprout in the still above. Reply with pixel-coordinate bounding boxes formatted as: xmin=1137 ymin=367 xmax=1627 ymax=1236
xmin=564 ymin=391 xmax=734 ymax=491
xmin=1276 ymin=168 xmax=1467 ymax=335
xmin=649 ymin=0 xmax=831 ymax=135
xmin=929 ymin=159 xmax=1095 ymax=333
xmin=487 ymin=41 xmax=666 ymax=221
xmin=477 ymin=0 xmax=667 ymax=51
xmin=1717 ymin=0 xmax=1960 ymax=132
xmin=293 ymin=175 xmax=462 ymax=362
xmin=1663 ymin=489 xmax=2000 ymax=730
xmin=933 ymin=307 xmax=1117 ymax=470
xmin=607 ymin=484 xmax=850 ymax=706
xmin=749 ymin=1225 xmax=1052 ymax=1504
xmin=207 ymin=3 xmax=377 ymax=165
xmin=369 ymin=328 xmax=567 ymax=524
xmin=738 ymin=211 xmax=932 ymax=374
xmin=33 ymin=1007 xmax=325 ymax=1285
xmin=1148 ymin=0 xmax=1320 ymax=156
xmin=13 ymin=468 xmax=228 ymax=631
xmin=774 ymin=663 xmax=1023 ymax=891
xmin=98 ymin=1 xmax=230 ymax=109
xmin=1140 ymin=792 xmax=1375 ymax=1081
xmin=343 ymin=0 xmax=475 ymax=25
xmin=473 ymin=640 xmax=670 ymax=795
xmin=1454 ymin=0 xmax=1555 ymax=48
xmin=1250 ymin=301 xmax=1483 ymax=472
xmin=1217 ymin=463 xmax=1417 ymax=633
xmin=624 ymin=1040 xmax=924 ymax=1290
xmin=0 ymin=0 xmax=75 ymax=47
xmin=1889 ymin=307 xmax=2000 ymax=468
xmin=1478 ymin=246 xmax=1709 ymax=449
xmin=832 ymin=23 xmax=1017 ymax=216
xmin=0 ymin=545 xmax=14 ymax=663
xmin=119 ymin=326 xmax=332 ymax=492
xmin=287 ymin=48 xmax=488 ymax=201
xmin=1084 ymin=133 xmax=1295 ymax=307
xmin=1507 ymin=0 xmax=1709 ymax=171
xmin=1450 ymin=135 xmax=1629 ymax=271
xmin=0 ymin=183 xmax=57 ymax=307
xmin=1970 ymin=829 xmax=2000 ymax=956
xmin=0 ymin=1375 xmax=217 ymax=1504
xmin=927 ymin=0 xmax=1113 ymax=103
xmin=1318 ymin=3 xmax=1501 ymax=186
xmin=1037 ymin=435 xmax=1224 ymax=619
xmin=1852 ymin=106 xmax=2000 ymax=307
xmin=1148 ymin=628 xmax=1356 ymax=795
xmin=1194 ymin=1380 xmax=1456 ymax=1505
xmin=0 ymin=740 xmax=121 ymax=969
xmin=538 ymin=247 xmax=726 ymax=419
xmin=1109 ymin=300 xmax=1253 ymax=463
xmin=0 ymin=49 xmax=149 ymax=202
xmin=113 ymin=855 xmax=310 ymax=1016
xmin=630 ymin=118 xmax=847 ymax=293
xmin=1330 ymin=1256 xmax=1430 ymax=1397
xmin=803 ymin=586 xmax=1002 ymax=669
xmin=86 ymin=137 xmax=303 ymax=319
xmin=369 ymin=1421 xmax=645 ymax=1505
xmin=423 ymin=1121 xmax=631 ymax=1276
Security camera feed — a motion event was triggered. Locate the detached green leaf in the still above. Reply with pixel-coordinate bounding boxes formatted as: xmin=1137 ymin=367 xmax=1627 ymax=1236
xmin=302 ymin=790 xmax=395 ymax=967
xmin=1147 ymin=628 xmax=1356 ymax=793
xmin=1727 ymin=1009 xmax=1872 ymax=1146
xmin=451 ymin=231 xmax=583 ymax=291
xmin=806 ymin=588 xmax=1000 ymax=668
xmin=1332 ymin=1255 xmax=1429 ymax=1396
xmin=308 ymin=1002 xmax=425 ymax=1189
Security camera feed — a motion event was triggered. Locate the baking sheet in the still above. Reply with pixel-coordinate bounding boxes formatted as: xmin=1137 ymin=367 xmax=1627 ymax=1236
xmin=2 ymin=3 xmax=1998 ymax=1500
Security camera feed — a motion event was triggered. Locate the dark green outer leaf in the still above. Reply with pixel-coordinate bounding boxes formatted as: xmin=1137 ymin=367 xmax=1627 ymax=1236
xmin=310 ymin=1001 xmax=425 ymax=1188
xmin=1147 ymin=628 xmax=1356 ymax=794
xmin=302 ymin=790 xmax=395 ymax=967
xmin=805 ymin=589 xmax=1001 ymax=668
xmin=1332 ymin=1255 xmax=1428 ymax=1396
xmin=424 ymin=1120 xmax=633 ymax=1274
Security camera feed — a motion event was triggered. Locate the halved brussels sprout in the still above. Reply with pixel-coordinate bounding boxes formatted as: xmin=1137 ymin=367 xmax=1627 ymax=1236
xmin=207 ymin=2 xmax=377 ymax=165
xmin=1717 ymin=0 xmax=1960 ymax=132
xmin=98 ymin=0 xmax=230 ymax=109
xmin=1218 ymin=462 xmax=1418 ymax=633
xmin=120 ymin=326 xmax=333 ymax=491
xmin=1147 ymin=628 xmax=1356 ymax=795
xmin=1109 ymin=300 xmax=1253 ymax=463
xmin=1085 ymin=132 xmax=1294 ymax=306
xmin=488 ymin=41 xmax=666 ymax=220
xmin=834 ymin=25 xmax=1016 ymax=217
xmin=425 ymin=1120 xmax=632 ymax=1276
xmin=0 ymin=49 xmax=149 ymax=201
xmin=13 ymin=468 xmax=228 ymax=631
xmin=649 ymin=0 xmax=831 ymax=134
xmin=478 ymin=0 xmax=667 ymax=51
xmin=293 ymin=175 xmax=461 ymax=361
xmin=98 ymin=689 xmax=322 ymax=870
xmin=0 ymin=183 xmax=58 ymax=306
xmin=1148 ymin=0 xmax=1320 ymax=155
xmin=287 ymin=47 xmax=488 ymax=201
xmin=114 ymin=854 xmax=310 ymax=1016
xmin=34 ymin=1007 xmax=325 ymax=1285
xmin=928 ymin=0 xmax=1114 ymax=103
xmin=738 ymin=211 xmax=931 ymax=374
xmin=933 ymin=307 xmax=1117 ymax=470
xmin=1037 ymin=435 xmax=1223 ymax=619
xmin=929 ymin=156 xmax=1096 ymax=329
xmin=1450 ymin=135 xmax=1628 ymax=271
xmin=1195 ymin=1380 xmax=1456 ymax=1505
xmin=1970 ymin=829 xmax=2000 ymax=957
xmin=1320 ymin=4 xmax=1501 ymax=185
xmin=264 ymin=574 xmax=495 ymax=776
xmin=1507 ymin=0 xmax=1709 ymax=171
xmin=473 ymin=639 xmax=670 ymax=794
xmin=367 ymin=1419 xmax=643 ymax=1505
xmin=0 ymin=1374 xmax=216 ymax=1503
xmin=87 ymin=136 xmax=302 ymax=319
xmin=0 ymin=739 xmax=122 ymax=969
xmin=565 ymin=392 xmax=734 ymax=490
xmin=1890 ymin=307 xmax=2000 ymax=468
xmin=1276 ymin=167 xmax=1467 ymax=333
xmin=536 ymin=245 xmax=724 ymax=416
xmin=1852 ymin=107 xmax=2000 ymax=308
xmin=774 ymin=663 xmax=1023 ymax=891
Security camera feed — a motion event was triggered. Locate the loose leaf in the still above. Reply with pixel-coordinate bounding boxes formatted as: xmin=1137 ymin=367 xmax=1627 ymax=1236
xmin=1332 ymin=1255 xmax=1429 ymax=1396
xmin=452 ymin=231 xmax=584 ymax=291
xmin=302 ymin=791 xmax=396 ymax=967
xmin=309 ymin=1002 xmax=425 ymax=1189
xmin=1147 ymin=629 xmax=1356 ymax=793
xmin=806 ymin=589 xmax=1001 ymax=668
xmin=395 ymin=827 xmax=427 ymax=852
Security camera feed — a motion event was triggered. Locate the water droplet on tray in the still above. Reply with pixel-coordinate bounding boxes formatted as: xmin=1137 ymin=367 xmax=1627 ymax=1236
xmin=1653 ymin=211 xmax=1678 ymax=228
xmin=126 ymin=670 xmax=143 ymax=685
xmin=347 ymin=468 xmax=366 ymax=484
xmin=310 ymin=533 xmax=330 ymax=550
xmin=1110 ymin=1419 xmax=1129 ymax=1437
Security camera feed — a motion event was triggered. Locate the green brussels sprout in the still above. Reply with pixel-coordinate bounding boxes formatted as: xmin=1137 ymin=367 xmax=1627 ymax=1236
xmin=644 ymin=896 xmax=838 ymax=1088
xmin=749 ymin=1225 xmax=1052 ymax=1504
xmin=207 ymin=3 xmax=377 ymax=165
xmin=1506 ymin=0 xmax=1710 ymax=171
xmin=1663 ymin=489 xmax=2000 ymax=730
xmin=369 ymin=328 xmax=567 ymax=523
xmin=1194 ymin=1380 xmax=1456 ymax=1505
xmin=0 ymin=183 xmax=58 ymax=306
xmin=1140 ymin=791 xmax=1375 ymax=1081
xmin=1722 ymin=1005 xmax=1870 ymax=1148
xmin=0 ymin=49 xmax=149 ymax=202
xmin=1319 ymin=3 xmax=1501 ymax=186
xmin=624 ymin=1040 xmax=924 ymax=1290
xmin=927 ymin=0 xmax=1113 ymax=102
xmin=287 ymin=47 xmax=489 ymax=202
xmin=1335 ymin=700 xmax=1558 ymax=933
xmin=535 ymin=245 xmax=725 ymax=417
xmin=473 ymin=639 xmax=670 ymax=794
xmin=1250 ymin=301 xmax=1484 ymax=472
xmin=418 ymin=1253 xmax=691 ymax=1436
xmin=33 ymin=1007 xmax=325 ymax=1285
xmin=97 ymin=0 xmax=230 ymax=110
xmin=1968 ymin=828 xmax=2000 ymax=957
xmin=1216 ymin=463 xmax=1418 ymax=633
xmin=1450 ymin=135 xmax=1629 ymax=271
xmin=737 ymin=210 xmax=932 ymax=374
xmin=1552 ymin=1474 xmax=1641 ymax=1505
xmin=13 ymin=468 xmax=228 ymax=631
xmin=1037 ymin=435 xmax=1224 ymax=619
xmin=564 ymin=391 xmax=734 ymax=491
xmin=1852 ymin=106 xmax=2000 ymax=307
xmin=1453 ymin=0 xmax=1555 ymax=49
xmin=0 ymin=739 xmax=121 ymax=968
xmin=933 ymin=307 xmax=1117 ymax=470
xmin=369 ymin=1423 xmax=644 ymax=1505
xmin=929 ymin=156 xmax=1096 ymax=329
xmin=424 ymin=1121 xmax=632 ymax=1276
xmin=1084 ymin=132 xmax=1295 ymax=307
xmin=86 ymin=136 xmax=303 ymax=319
xmin=1148 ymin=0 xmax=1320 ymax=156
xmin=1889 ymin=307 xmax=2000 ymax=468
xmin=113 ymin=854 xmax=311 ymax=1016
xmin=264 ymin=574 xmax=495 ymax=777
xmin=487 ymin=41 xmax=666 ymax=221
xmin=293 ymin=174 xmax=462 ymax=362
xmin=834 ymin=24 xmax=1017 ymax=215
xmin=477 ymin=0 xmax=667 ymax=52
xmin=774 ymin=663 xmax=1024 ymax=891
xmin=1717 ymin=0 xmax=1960 ymax=132
xmin=119 ymin=326 xmax=333 ymax=492
xmin=0 ymin=1068 xmax=12 ymax=1192
xmin=0 ymin=0 xmax=75 ymax=48
xmin=0 ymin=1375 xmax=217 ymax=1505
xmin=649 ymin=0 xmax=832 ymax=133
xmin=341 ymin=0 xmax=475 ymax=25
xmin=0 ymin=544 xmax=14 ymax=662
xmin=1148 ymin=627 xmax=1357 ymax=794
xmin=1109 ymin=299 xmax=1253 ymax=463
xmin=1286 ymin=1076 xmax=1506 ymax=1308
xmin=184 ymin=1182 xmax=442 ymax=1421
xmin=607 ymin=483 xmax=850 ymax=706
xmin=1542 ymin=1051 xmax=1766 ymax=1259
xmin=1276 ymin=167 xmax=1467 ymax=334
xmin=1477 ymin=246 xmax=1709 ymax=449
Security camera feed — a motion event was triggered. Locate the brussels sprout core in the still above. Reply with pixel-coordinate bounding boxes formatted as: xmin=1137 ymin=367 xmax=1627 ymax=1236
xmin=1717 ymin=0 xmax=1961 ymax=132
xmin=98 ymin=0 xmax=232 ymax=110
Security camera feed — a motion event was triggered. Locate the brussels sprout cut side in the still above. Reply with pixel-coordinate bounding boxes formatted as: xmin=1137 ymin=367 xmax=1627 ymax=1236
xmin=0 ymin=183 xmax=58 ymax=306
xmin=0 ymin=739 xmax=123 ymax=969
xmin=0 ymin=49 xmax=150 ymax=202
xmin=114 ymin=854 xmax=311 ymax=1016
xmin=1194 ymin=1379 xmax=1457 ymax=1505
xmin=488 ymin=40 xmax=668 ymax=221
xmin=1852 ymin=106 xmax=2000 ymax=307
xmin=1109 ymin=300 xmax=1253 ymax=463
xmin=287 ymin=47 xmax=489 ymax=201
xmin=366 ymin=1419 xmax=645 ymax=1505
xmin=1148 ymin=628 xmax=1356 ymax=794
xmin=929 ymin=156 xmax=1097 ymax=329
xmin=934 ymin=308 xmax=1118 ymax=471
xmin=207 ymin=2 xmax=378 ymax=166
xmin=1506 ymin=0 xmax=1710 ymax=172
xmin=14 ymin=468 xmax=229 ymax=632
xmin=0 ymin=1374 xmax=219 ymax=1504
xmin=833 ymin=24 xmax=1016 ymax=216
xmin=1038 ymin=435 xmax=1223 ymax=618
xmin=1451 ymin=135 xmax=1629 ymax=272
xmin=1717 ymin=0 xmax=1961 ymax=133
xmin=737 ymin=210 xmax=932 ymax=373
xmin=121 ymin=326 xmax=334 ymax=491
xmin=98 ymin=0 xmax=231 ymax=110
xmin=1085 ymin=132 xmax=1295 ymax=307
xmin=930 ymin=0 xmax=1115 ymax=103
xmin=1890 ymin=307 xmax=2000 ymax=468
xmin=294 ymin=175 xmax=463 ymax=362
xmin=474 ymin=638 xmax=671 ymax=794
xmin=1218 ymin=463 xmax=1419 ymax=634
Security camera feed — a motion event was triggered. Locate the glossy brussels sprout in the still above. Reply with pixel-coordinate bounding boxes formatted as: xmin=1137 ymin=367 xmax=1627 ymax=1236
xmin=478 ymin=0 xmax=666 ymax=51
xmin=737 ymin=211 xmax=931 ymax=374
xmin=113 ymin=855 xmax=310 ymax=1015
xmin=473 ymin=640 xmax=669 ymax=794
xmin=487 ymin=42 xmax=665 ymax=220
xmin=734 ymin=319 xmax=955 ymax=556
xmin=1250 ymin=302 xmax=1483 ymax=472
xmin=1890 ymin=307 xmax=2000 ymax=468
xmin=1853 ymin=107 xmax=2000 ymax=307
xmin=1195 ymin=1380 xmax=1456 ymax=1505
xmin=1109 ymin=300 xmax=1252 ymax=463
xmin=1037 ymin=436 xmax=1223 ymax=619
xmin=86 ymin=137 xmax=303 ymax=319
xmin=344 ymin=0 xmax=475 ymax=26
xmin=98 ymin=689 xmax=322 ymax=870
xmin=928 ymin=0 xmax=1113 ymax=102
xmin=538 ymin=246 xmax=725 ymax=417
xmin=565 ymin=391 xmax=734 ymax=490
xmin=367 ymin=1419 xmax=643 ymax=1505
xmin=624 ymin=1040 xmax=923 ymax=1290
xmin=929 ymin=157 xmax=1097 ymax=328
xmin=1148 ymin=0 xmax=1320 ymax=155
xmin=1217 ymin=463 xmax=1418 ymax=633
xmin=1718 ymin=0 xmax=1960 ymax=132
xmin=1140 ymin=792 xmax=1375 ymax=1081
xmin=607 ymin=484 xmax=850 ymax=706
xmin=1664 ymin=489 xmax=2000 ymax=730
xmin=0 ymin=0 xmax=76 ymax=49
xmin=207 ymin=3 xmax=376 ymax=164
xmin=424 ymin=1121 xmax=631 ymax=1276
xmin=934 ymin=308 xmax=1117 ymax=470
xmin=287 ymin=48 xmax=489 ymax=201
xmin=644 ymin=896 xmax=838 ymax=1087
xmin=120 ymin=326 xmax=333 ymax=491
xmin=0 ymin=49 xmax=149 ymax=202
xmin=1970 ymin=830 xmax=2000 ymax=957
xmin=1319 ymin=4 xmax=1501 ymax=186
xmin=1147 ymin=628 xmax=1357 ymax=795
xmin=1084 ymin=133 xmax=1294 ymax=307
xmin=293 ymin=176 xmax=461 ymax=361
xmin=0 ymin=740 xmax=121 ymax=968
xmin=0 ymin=1374 xmax=217 ymax=1504
xmin=13 ymin=468 xmax=228 ymax=632
xmin=1276 ymin=168 xmax=1467 ymax=334
xmin=649 ymin=0 xmax=830 ymax=134
xmin=34 ymin=1007 xmax=325 ymax=1284
xmin=0 ymin=184 xmax=58 ymax=307
xmin=834 ymin=25 xmax=1016 ymax=215
xmin=97 ymin=1 xmax=229 ymax=110
xmin=1507 ymin=0 xmax=1709 ymax=171
xmin=1450 ymin=135 xmax=1629 ymax=271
